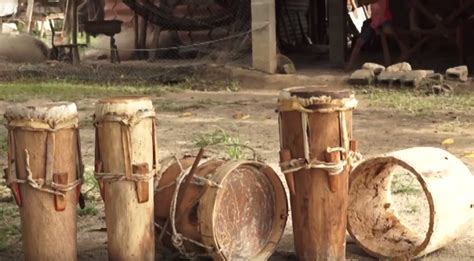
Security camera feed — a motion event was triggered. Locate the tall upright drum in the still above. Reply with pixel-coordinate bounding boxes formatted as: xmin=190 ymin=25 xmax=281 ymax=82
xmin=94 ymin=96 xmax=158 ymax=260
xmin=277 ymin=87 xmax=358 ymax=260
xmin=4 ymin=102 xmax=83 ymax=260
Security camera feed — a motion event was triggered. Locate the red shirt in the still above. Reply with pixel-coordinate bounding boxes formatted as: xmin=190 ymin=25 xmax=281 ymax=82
xmin=370 ymin=0 xmax=392 ymax=29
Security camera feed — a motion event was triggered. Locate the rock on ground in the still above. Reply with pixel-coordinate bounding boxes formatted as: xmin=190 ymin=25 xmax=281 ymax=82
xmin=362 ymin=62 xmax=385 ymax=75
xmin=386 ymin=62 xmax=412 ymax=72
xmin=446 ymin=66 xmax=468 ymax=82
xmin=349 ymin=69 xmax=375 ymax=85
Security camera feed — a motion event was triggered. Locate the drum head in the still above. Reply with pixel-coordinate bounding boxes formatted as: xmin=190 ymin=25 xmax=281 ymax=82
xmin=199 ymin=161 xmax=288 ymax=260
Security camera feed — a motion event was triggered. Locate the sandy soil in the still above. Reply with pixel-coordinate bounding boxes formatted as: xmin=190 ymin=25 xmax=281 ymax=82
xmin=0 ymin=86 xmax=473 ymax=260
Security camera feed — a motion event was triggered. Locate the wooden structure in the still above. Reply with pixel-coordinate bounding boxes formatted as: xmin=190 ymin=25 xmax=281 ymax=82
xmin=94 ymin=96 xmax=158 ymax=260
xmin=400 ymin=0 xmax=474 ymax=64
xmin=4 ymin=102 xmax=83 ymax=260
xmin=348 ymin=147 xmax=474 ymax=259
xmin=277 ymin=86 xmax=358 ymax=260
xmin=154 ymin=155 xmax=288 ymax=260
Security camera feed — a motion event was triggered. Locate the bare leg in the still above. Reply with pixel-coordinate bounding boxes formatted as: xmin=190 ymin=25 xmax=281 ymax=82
xmin=380 ymin=33 xmax=391 ymax=66
xmin=345 ymin=37 xmax=366 ymax=71
xmin=383 ymin=26 xmax=409 ymax=61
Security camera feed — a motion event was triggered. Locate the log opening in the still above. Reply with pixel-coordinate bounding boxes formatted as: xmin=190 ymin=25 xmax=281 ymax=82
xmin=348 ymin=147 xmax=474 ymax=259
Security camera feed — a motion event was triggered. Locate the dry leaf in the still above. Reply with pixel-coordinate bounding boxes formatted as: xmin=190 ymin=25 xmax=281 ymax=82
xmin=462 ymin=152 xmax=474 ymax=158
xmin=441 ymin=138 xmax=454 ymax=145
xmin=232 ymin=112 xmax=250 ymax=120
xmin=180 ymin=112 xmax=193 ymax=117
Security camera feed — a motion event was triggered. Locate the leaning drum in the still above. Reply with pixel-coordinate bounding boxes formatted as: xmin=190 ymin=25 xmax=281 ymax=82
xmin=154 ymin=155 xmax=288 ymax=260
xmin=277 ymin=86 xmax=358 ymax=260
xmin=4 ymin=102 xmax=83 ymax=260
xmin=348 ymin=147 xmax=474 ymax=259
xmin=94 ymin=96 xmax=158 ymax=260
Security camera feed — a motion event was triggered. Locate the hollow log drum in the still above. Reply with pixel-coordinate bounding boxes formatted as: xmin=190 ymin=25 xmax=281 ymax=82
xmin=277 ymin=86 xmax=358 ymax=260
xmin=348 ymin=147 xmax=474 ymax=259
xmin=154 ymin=156 xmax=288 ymax=260
xmin=4 ymin=102 xmax=83 ymax=260
xmin=94 ymin=96 xmax=158 ymax=260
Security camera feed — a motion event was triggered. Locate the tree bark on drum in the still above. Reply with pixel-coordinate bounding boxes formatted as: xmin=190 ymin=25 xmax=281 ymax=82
xmin=13 ymin=129 xmax=79 ymax=261
xmin=97 ymin=118 xmax=155 ymax=260
xmin=279 ymin=91 xmax=352 ymax=260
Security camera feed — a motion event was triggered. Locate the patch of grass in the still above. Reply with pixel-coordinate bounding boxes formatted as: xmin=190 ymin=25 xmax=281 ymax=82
xmin=0 ymin=81 xmax=166 ymax=102
xmin=178 ymin=77 xmax=240 ymax=92
xmin=82 ymin=168 xmax=99 ymax=200
xmin=404 ymin=204 xmax=420 ymax=214
xmin=78 ymin=201 xmax=100 ymax=217
xmin=0 ymin=206 xmax=18 ymax=220
xmin=155 ymin=101 xmax=205 ymax=112
xmin=359 ymin=88 xmax=474 ymax=115
xmin=391 ymin=172 xmax=422 ymax=195
xmin=193 ymin=129 xmax=244 ymax=160
xmin=0 ymin=134 xmax=7 ymax=154
xmin=0 ymin=225 xmax=20 ymax=251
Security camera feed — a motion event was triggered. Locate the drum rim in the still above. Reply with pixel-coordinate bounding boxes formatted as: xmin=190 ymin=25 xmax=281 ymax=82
xmin=347 ymin=153 xmax=435 ymax=258
xmin=282 ymin=86 xmax=352 ymax=99
xmin=198 ymin=160 xmax=288 ymax=260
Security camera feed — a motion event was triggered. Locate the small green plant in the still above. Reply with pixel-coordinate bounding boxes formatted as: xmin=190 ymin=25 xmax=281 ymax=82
xmin=82 ymin=169 xmax=99 ymax=199
xmin=391 ymin=172 xmax=421 ymax=195
xmin=193 ymin=129 xmax=244 ymax=159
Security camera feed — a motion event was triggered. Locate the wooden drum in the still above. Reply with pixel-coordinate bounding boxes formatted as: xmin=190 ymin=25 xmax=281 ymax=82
xmin=94 ymin=96 xmax=158 ymax=260
xmin=277 ymin=86 xmax=358 ymax=260
xmin=4 ymin=102 xmax=83 ymax=260
xmin=154 ymin=156 xmax=288 ymax=260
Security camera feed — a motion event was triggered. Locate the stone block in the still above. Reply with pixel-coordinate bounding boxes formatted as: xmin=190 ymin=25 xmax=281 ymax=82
xmin=446 ymin=65 xmax=468 ymax=82
xmin=377 ymin=71 xmax=404 ymax=86
xmin=400 ymin=70 xmax=432 ymax=87
xmin=362 ymin=62 xmax=385 ymax=75
xmin=349 ymin=69 xmax=375 ymax=85
xmin=386 ymin=62 xmax=412 ymax=72
xmin=427 ymin=73 xmax=444 ymax=82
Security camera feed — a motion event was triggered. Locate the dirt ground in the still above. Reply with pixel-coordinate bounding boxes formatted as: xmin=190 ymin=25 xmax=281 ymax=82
xmin=0 ymin=63 xmax=473 ymax=260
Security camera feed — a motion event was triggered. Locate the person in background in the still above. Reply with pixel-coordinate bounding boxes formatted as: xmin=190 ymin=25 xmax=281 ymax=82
xmin=345 ymin=0 xmax=408 ymax=71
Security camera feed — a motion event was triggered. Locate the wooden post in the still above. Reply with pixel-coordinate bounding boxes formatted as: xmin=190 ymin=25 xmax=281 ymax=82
xmin=26 ymin=0 xmax=35 ymax=33
xmin=251 ymin=0 xmax=277 ymax=73
xmin=328 ymin=0 xmax=346 ymax=67
xmin=95 ymin=97 xmax=156 ymax=260
xmin=278 ymin=87 xmax=355 ymax=260
xmin=4 ymin=102 xmax=80 ymax=261
xmin=71 ymin=0 xmax=80 ymax=64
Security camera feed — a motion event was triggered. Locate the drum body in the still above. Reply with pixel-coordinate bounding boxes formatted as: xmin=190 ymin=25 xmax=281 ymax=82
xmin=154 ymin=156 xmax=288 ymax=260
xmin=94 ymin=96 xmax=158 ymax=260
xmin=348 ymin=147 xmax=474 ymax=259
xmin=4 ymin=102 xmax=82 ymax=261
xmin=277 ymin=86 xmax=358 ymax=260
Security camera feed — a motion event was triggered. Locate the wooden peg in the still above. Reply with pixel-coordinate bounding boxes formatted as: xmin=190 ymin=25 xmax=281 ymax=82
xmin=279 ymin=150 xmax=296 ymax=195
xmin=325 ymin=151 xmax=341 ymax=193
xmin=133 ymin=163 xmax=150 ymax=203
xmin=54 ymin=173 xmax=68 ymax=211
xmin=95 ymin=161 xmax=105 ymax=201
xmin=350 ymin=139 xmax=358 ymax=152
xmin=4 ymin=168 xmax=22 ymax=207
